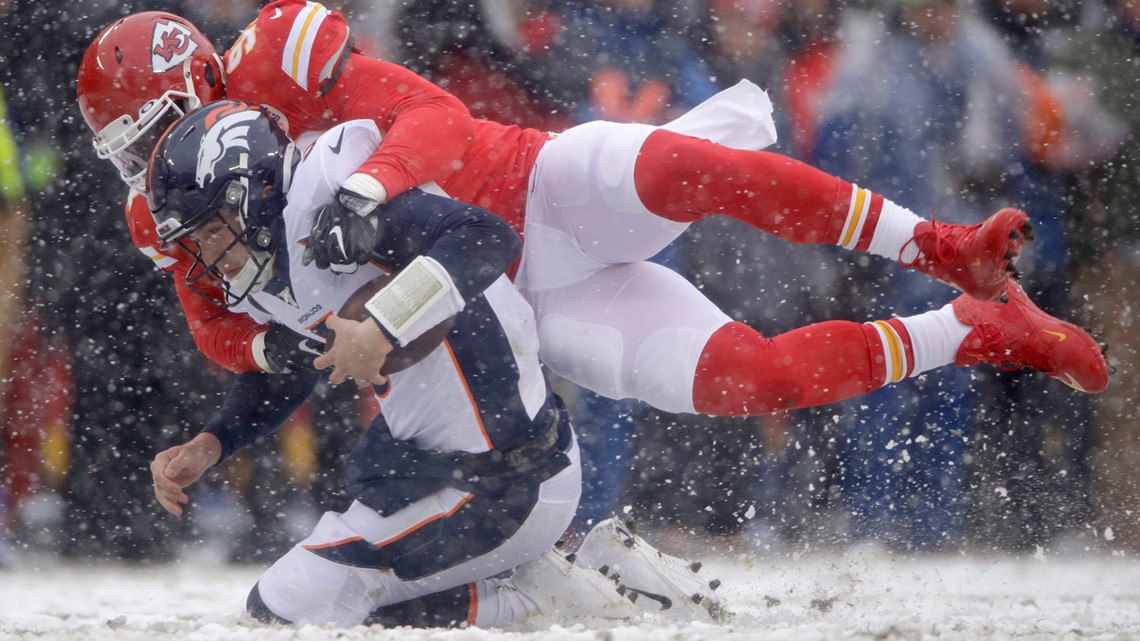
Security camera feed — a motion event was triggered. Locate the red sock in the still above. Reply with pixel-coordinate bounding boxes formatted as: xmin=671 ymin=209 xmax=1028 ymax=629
xmin=635 ymin=129 xmax=883 ymax=249
xmin=692 ymin=320 xmax=914 ymax=416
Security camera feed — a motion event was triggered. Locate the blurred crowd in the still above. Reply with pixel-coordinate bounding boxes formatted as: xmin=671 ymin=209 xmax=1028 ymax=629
xmin=0 ymin=0 xmax=1138 ymax=566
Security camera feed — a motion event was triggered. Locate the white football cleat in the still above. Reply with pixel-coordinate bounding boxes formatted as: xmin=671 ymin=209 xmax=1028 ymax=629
xmin=572 ymin=517 xmax=730 ymax=622
xmin=510 ymin=548 xmax=641 ymax=621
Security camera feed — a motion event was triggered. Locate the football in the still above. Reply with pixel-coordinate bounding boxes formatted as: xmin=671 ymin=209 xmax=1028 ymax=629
xmin=333 ymin=271 xmax=456 ymax=375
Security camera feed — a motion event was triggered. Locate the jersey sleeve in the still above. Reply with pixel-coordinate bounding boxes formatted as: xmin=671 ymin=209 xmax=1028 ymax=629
xmin=201 ymin=369 xmax=319 ymax=461
xmin=375 ymin=189 xmax=521 ymax=300
xmin=325 ymin=54 xmax=475 ymax=200
xmin=173 ymin=276 xmax=267 ymax=374
xmin=123 ymin=192 xmax=268 ymax=373
xmin=226 ymin=1 xmax=475 ymax=202
xmin=125 ymin=191 xmax=182 ymax=273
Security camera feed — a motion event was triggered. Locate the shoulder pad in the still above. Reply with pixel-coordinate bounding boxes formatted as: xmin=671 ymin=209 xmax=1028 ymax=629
xmin=262 ymin=1 xmax=352 ymax=95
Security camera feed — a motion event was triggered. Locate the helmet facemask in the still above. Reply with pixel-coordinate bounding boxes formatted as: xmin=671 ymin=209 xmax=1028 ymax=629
xmin=95 ymin=88 xmax=196 ymax=192
xmin=78 ymin=12 xmax=226 ymax=192
xmin=165 ymin=179 xmax=277 ymax=308
xmin=148 ymin=99 xmax=296 ymax=308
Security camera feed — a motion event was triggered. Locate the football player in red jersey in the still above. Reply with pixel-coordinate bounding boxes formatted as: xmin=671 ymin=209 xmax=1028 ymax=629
xmin=79 ymin=4 xmax=1110 ymax=419
xmin=223 ymin=1 xmax=1108 ymax=407
xmin=76 ymin=11 xmax=311 ymax=375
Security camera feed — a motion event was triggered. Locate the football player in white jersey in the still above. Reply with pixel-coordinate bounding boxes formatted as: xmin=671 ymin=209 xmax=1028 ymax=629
xmin=145 ymin=100 xmax=726 ymax=627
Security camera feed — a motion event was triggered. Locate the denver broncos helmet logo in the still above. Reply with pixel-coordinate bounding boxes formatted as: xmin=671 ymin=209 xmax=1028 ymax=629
xmin=195 ymin=102 xmax=261 ymax=187
xmin=150 ymin=19 xmax=200 ymax=73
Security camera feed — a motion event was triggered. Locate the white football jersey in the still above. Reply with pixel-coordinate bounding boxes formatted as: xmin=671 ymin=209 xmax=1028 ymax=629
xmin=237 ymin=120 xmax=547 ymax=456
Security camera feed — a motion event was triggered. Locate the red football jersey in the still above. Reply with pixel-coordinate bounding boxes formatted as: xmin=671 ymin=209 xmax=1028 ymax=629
xmin=223 ymin=0 xmax=550 ymax=238
xmin=125 ymin=191 xmax=266 ymax=372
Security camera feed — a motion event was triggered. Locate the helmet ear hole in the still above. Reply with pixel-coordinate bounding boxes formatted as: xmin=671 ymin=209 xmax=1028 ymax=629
xmin=204 ymin=64 xmax=217 ymax=88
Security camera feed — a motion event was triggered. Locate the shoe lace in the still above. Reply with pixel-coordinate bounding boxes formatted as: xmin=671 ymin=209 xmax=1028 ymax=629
xmin=899 ymin=215 xmax=978 ymax=269
xmin=968 ymin=316 xmax=1021 ymax=371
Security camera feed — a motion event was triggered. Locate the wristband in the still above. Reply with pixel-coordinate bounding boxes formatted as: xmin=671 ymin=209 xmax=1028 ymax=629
xmin=364 ymin=256 xmax=464 ymax=345
xmin=251 ymin=331 xmax=271 ymax=372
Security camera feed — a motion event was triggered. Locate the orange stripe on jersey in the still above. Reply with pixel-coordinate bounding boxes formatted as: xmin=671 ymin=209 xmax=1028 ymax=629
xmin=303 ymin=535 xmax=364 ymax=551
xmin=444 ymin=340 xmax=494 ymax=450
xmin=466 ymin=582 xmax=479 ymax=626
xmin=376 ymin=493 xmax=475 ymax=547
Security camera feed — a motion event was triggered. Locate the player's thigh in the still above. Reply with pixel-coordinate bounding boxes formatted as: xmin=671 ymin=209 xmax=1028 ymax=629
xmin=254 ymin=443 xmax=581 ymax=626
xmin=529 ymin=120 xmax=689 ymax=266
xmin=527 ymin=261 xmax=731 ymax=414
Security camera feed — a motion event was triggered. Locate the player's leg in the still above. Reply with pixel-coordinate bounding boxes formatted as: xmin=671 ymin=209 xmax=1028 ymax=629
xmin=633 ymin=129 xmax=1031 ymax=301
xmin=527 ymin=261 xmax=1106 ymax=417
xmin=693 ymin=280 xmax=1109 ymax=416
xmin=573 ymin=517 xmax=729 ymax=622
xmin=251 ymin=557 xmax=636 ymax=629
xmin=523 ymin=261 xmax=732 ymax=414
xmin=525 ymin=259 xmax=890 ymax=414
xmin=250 ymin=441 xmax=582 ymax=626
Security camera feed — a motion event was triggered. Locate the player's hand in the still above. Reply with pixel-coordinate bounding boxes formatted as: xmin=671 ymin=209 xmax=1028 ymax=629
xmin=301 ymin=186 xmax=382 ymax=272
xmin=259 ymin=323 xmax=322 ymax=373
xmin=314 ymin=314 xmax=393 ymax=388
xmin=150 ymin=433 xmax=222 ymax=516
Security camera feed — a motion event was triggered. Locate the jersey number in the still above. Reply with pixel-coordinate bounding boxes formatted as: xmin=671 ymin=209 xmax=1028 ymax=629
xmin=225 ymin=25 xmax=257 ymax=75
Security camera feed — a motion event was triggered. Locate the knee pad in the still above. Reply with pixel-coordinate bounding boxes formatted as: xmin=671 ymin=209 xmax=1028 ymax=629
xmin=631 ymin=326 xmax=711 ymax=414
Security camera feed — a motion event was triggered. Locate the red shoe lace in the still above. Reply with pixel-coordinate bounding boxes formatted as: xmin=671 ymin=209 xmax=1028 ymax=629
xmin=899 ymin=216 xmax=979 ymax=269
xmin=964 ymin=316 xmax=1022 ymax=371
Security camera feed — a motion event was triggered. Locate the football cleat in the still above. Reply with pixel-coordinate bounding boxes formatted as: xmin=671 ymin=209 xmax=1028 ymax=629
xmin=510 ymin=548 xmax=641 ymax=621
xmin=902 ymin=208 xmax=1033 ymax=301
xmin=572 ymin=518 xmax=730 ymax=623
xmin=952 ymin=281 xmax=1109 ymax=393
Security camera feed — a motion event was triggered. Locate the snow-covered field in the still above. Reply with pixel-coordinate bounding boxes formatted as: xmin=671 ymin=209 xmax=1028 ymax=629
xmin=2 ymin=548 xmax=1138 ymax=641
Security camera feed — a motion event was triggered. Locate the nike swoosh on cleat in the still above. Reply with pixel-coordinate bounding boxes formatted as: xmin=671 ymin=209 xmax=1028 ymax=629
xmin=1061 ymin=372 xmax=1087 ymax=392
xmin=616 ymin=585 xmax=673 ymax=611
xmin=1043 ymin=329 xmax=1067 ymax=342
xmin=328 ymin=130 xmax=345 ymax=154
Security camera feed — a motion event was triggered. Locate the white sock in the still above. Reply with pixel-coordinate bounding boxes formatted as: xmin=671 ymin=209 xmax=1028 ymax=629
xmin=898 ymin=303 xmax=973 ymax=375
xmin=866 ymin=198 xmax=926 ymax=262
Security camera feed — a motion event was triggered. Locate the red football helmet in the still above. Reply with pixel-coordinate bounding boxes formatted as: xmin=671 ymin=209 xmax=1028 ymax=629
xmin=77 ymin=12 xmax=225 ymax=192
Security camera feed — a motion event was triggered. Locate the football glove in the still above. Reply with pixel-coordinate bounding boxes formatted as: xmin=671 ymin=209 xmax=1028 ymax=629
xmin=260 ymin=323 xmax=323 ymax=374
xmin=302 ymin=185 xmax=383 ymax=272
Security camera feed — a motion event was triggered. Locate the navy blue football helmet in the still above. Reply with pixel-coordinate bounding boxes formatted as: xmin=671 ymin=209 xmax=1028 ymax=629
xmin=147 ymin=99 xmax=298 ymax=307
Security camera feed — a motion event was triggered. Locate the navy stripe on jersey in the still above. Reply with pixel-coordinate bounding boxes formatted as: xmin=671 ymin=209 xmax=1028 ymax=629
xmin=306 ymin=484 xmax=541 ymax=579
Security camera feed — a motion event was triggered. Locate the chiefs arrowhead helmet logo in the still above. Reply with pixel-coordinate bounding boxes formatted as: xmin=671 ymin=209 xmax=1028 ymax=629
xmin=150 ymin=19 xmax=200 ymax=73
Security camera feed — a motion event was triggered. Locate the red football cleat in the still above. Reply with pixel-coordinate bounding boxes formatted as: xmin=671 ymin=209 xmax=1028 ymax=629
xmin=902 ymin=208 xmax=1033 ymax=301
xmin=952 ymin=281 xmax=1109 ymax=393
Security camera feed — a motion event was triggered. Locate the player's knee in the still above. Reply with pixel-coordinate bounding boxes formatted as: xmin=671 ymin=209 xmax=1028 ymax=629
xmin=632 ymin=326 xmax=712 ymax=414
xmin=246 ymin=581 xmax=292 ymax=625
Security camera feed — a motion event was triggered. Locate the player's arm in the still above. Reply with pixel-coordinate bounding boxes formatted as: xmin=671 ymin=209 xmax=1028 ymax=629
xmin=301 ymin=57 xmax=480 ymax=272
xmin=313 ymin=189 xmax=520 ymax=385
xmin=151 ymin=368 xmax=320 ymax=516
xmin=378 ymin=188 xmax=521 ymax=303
xmin=172 ymin=275 xmax=317 ymax=374
xmin=324 ymin=54 xmax=475 ymax=203
xmin=172 ymin=273 xmax=265 ymax=372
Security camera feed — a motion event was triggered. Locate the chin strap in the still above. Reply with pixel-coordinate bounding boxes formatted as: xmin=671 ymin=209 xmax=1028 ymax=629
xmin=281 ymin=141 xmax=297 ymax=194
